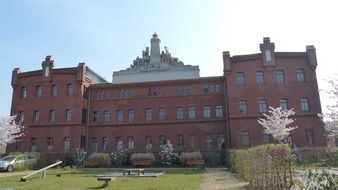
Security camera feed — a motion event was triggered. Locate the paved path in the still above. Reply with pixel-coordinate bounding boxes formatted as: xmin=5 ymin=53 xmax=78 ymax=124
xmin=199 ymin=168 xmax=248 ymax=190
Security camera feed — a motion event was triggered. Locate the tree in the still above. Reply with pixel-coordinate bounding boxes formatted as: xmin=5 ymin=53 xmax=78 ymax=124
xmin=325 ymin=74 xmax=338 ymax=139
xmin=0 ymin=116 xmax=24 ymax=146
xmin=257 ymin=106 xmax=297 ymax=143
xmin=159 ymin=140 xmax=178 ymax=165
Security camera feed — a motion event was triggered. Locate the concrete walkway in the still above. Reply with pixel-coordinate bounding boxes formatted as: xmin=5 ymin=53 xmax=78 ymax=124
xmin=199 ymin=168 xmax=248 ymax=190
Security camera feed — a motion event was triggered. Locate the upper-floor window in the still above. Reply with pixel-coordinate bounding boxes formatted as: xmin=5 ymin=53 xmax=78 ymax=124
xmin=128 ymin=109 xmax=134 ymax=122
xmin=276 ymin=70 xmax=285 ymax=84
xmin=256 ymin=71 xmax=265 ymax=85
xmin=103 ymin=111 xmax=110 ymax=123
xmin=176 ymin=107 xmax=184 ymax=120
xmin=33 ymin=110 xmax=40 ymax=123
xmin=49 ymin=110 xmax=56 ymax=123
xmin=159 ymin=108 xmax=166 ymax=121
xmin=279 ymin=98 xmax=288 ymax=111
xmin=96 ymin=90 xmax=109 ymax=99
xmin=259 ymin=99 xmax=268 ymax=113
xmin=296 ymin=69 xmax=305 ymax=83
xmin=239 ymin=100 xmax=248 ymax=114
xmin=215 ymin=105 xmax=223 ymax=118
xmin=20 ymin=86 xmax=27 ymax=98
xmin=240 ymin=131 xmax=250 ymax=146
xmin=51 ymin=84 xmax=58 ymax=97
xmin=119 ymin=89 xmax=134 ymax=98
xmin=116 ymin=110 xmax=124 ymax=122
xmin=65 ymin=109 xmax=72 ymax=122
xmin=236 ymin=72 xmax=245 ymax=86
xmin=93 ymin=111 xmax=99 ymax=123
xmin=203 ymin=105 xmax=211 ymax=119
xmin=177 ymin=86 xmax=192 ymax=95
xmin=189 ymin=106 xmax=196 ymax=119
xmin=204 ymin=84 xmax=220 ymax=94
xmin=145 ymin=108 xmax=152 ymax=121
xmin=177 ymin=135 xmax=184 ymax=148
xmin=301 ymin=98 xmax=310 ymax=112
xmin=66 ymin=83 xmax=74 ymax=96
xmin=35 ymin=86 xmax=43 ymax=97
xmin=18 ymin=111 xmax=25 ymax=124
xmin=305 ymin=129 xmax=315 ymax=146
xmin=148 ymin=88 xmax=164 ymax=96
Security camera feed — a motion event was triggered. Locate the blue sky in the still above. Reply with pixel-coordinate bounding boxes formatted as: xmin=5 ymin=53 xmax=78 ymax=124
xmin=1 ymin=0 xmax=337 ymax=117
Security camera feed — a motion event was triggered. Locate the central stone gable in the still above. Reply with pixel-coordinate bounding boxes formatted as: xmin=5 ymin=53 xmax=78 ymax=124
xmin=112 ymin=33 xmax=200 ymax=83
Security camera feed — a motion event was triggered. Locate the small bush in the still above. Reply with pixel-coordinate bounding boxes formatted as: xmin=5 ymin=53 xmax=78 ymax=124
xmin=130 ymin=153 xmax=155 ymax=162
xmin=87 ymin=153 xmax=111 ymax=167
xmin=179 ymin=152 xmax=202 ymax=162
xmin=111 ymin=149 xmax=128 ymax=167
xmin=295 ymin=169 xmax=338 ymax=189
xmin=327 ymin=148 xmax=338 ymax=167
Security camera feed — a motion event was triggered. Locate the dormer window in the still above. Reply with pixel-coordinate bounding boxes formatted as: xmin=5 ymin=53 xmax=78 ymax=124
xmin=44 ymin=66 xmax=49 ymax=77
xmin=265 ymin=50 xmax=272 ymax=61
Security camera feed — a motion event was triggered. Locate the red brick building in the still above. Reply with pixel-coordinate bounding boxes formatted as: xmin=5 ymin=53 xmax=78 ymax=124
xmin=7 ymin=35 xmax=326 ymax=154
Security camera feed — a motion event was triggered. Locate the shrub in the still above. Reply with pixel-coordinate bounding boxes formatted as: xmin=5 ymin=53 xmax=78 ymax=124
xmin=327 ymin=148 xmax=338 ymax=167
xmin=295 ymin=169 xmax=338 ymax=189
xmin=130 ymin=153 xmax=155 ymax=162
xmin=179 ymin=152 xmax=202 ymax=162
xmin=159 ymin=141 xmax=178 ymax=165
xmin=111 ymin=149 xmax=128 ymax=167
xmin=297 ymin=147 xmax=328 ymax=164
xmin=87 ymin=153 xmax=111 ymax=167
xmin=229 ymin=144 xmax=295 ymax=190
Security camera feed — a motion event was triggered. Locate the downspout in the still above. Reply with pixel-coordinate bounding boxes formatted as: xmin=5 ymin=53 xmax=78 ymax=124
xmin=85 ymin=88 xmax=91 ymax=152
xmin=223 ymin=76 xmax=231 ymax=148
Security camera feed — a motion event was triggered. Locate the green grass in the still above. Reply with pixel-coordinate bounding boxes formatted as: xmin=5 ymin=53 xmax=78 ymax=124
xmin=0 ymin=168 xmax=202 ymax=190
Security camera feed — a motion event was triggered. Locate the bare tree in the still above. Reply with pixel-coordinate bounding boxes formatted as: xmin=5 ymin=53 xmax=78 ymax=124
xmin=257 ymin=106 xmax=297 ymax=143
xmin=325 ymin=74 xmax=338 ymax=139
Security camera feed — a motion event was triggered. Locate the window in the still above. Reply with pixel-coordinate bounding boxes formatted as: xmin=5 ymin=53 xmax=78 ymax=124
xmin=145 ymin=108 xmax=152 ymax=121
xmin=93 ymin=111 xmax=99 ymax=123
xmin=116 ymin=137 xmax=123 ymax=150
xmin=65 ymin=109 xmax=72 ymax=122
xmin=20 ymin=86 xmax=27 ymax=98
xmin=159 ymin=135 xmax=167 ymax=148
xmin=276 ymin=70 xmax=285 ymax=84
xmin=102 ymin=137 xmax=109 ymax=151
xmin=215 ymin=105 xmax=223 ymax=118
xmin=91 ymin=137 xmax=97 ymax=152
xmin=265 ymin=50 xmax=272 ymax=61
xmin=239 ymin=100 xmax=247 ymax=114
xmin=203 ymin=105 xmax=211 ymax=119
xmin=176 ymin=107 xmax=184 ymax=120
xmin=177 ymin=135 xmax=184 ymax=148
xmin=64 ymin=137 xmax=70 ymax=152
xmin=145 ymin=136 xmax=152 ymax=150
xmin=119 ymin=89 xmax=134 ymax=98
xmin=256 ymin=71 xmax=265 ymax=85
xmin=205 ymin=134 xmax=213 ymax=148
xmin=15 ymin=138 xmax=21 ymax=151
xmin=217 ymin=134 xmax=225 ymax=149
xmin=189 ymin=106 xmax=196 ymax=119
xmin=18 ymin=111 xmax=25 ymax=124
xmin=279 ymin=98 xmax=288 ymax=111
xmin=263 ymin=133 xmax=272 ymax=144
xmin=240 ymin=131 xmax=250 ymax=146
xmin=47 ymin=137 xmax=53 ymax=152
xmin=128 ymin=136 xmax=135 ymax=149
xmin=104 ymin=111 xmax=110 ymax=123
xmin=148 ymin=88 xmax=164 ymax=96
xmin=305 ymin=129 xmax=315 ymax=146
xmin=296 ymin=69 xmax=305 ymax=83
xmin=44 ymin=66 xmax=49 ymax=77
xmin=301 ymin=98 xmax=310 ymax=112
xmin=35 ymin=86 xmax=43 ymax=97
xmin=177 ymin=86 xmax=192 ymax=95
xmin=159 ymin=108 xmax=166 ymax=121
xmin=97 ymin=91 xmax=108 ymax=99
xmin=236 ymin=72 xmax=245 ymax=86
xmin=51 ymin=84 xmax=58 ymax=96
xmin=203 ymin=85 xmax=209 ymax=94
xmin=259 ymin=99 xmax=268 ymax=113
xmin=33 ymin=110 xmax=40 ymax=123
xmin=66 ymin=83 xmax=74 ymax=96
xmin=116 ymin=110 xmax=124 ymax=122
xmin=190 ymin=134 xmax=195 ymax=148
xmin=128 ymin=109 xmax=134 ymax=122
xmin=31 ymin=137 xmax=37 ymax=152
xmin=49 ymin=110 xmax=56 ymax=123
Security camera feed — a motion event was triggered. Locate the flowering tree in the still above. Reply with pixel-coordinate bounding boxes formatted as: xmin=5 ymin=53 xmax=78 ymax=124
xmin=0 ymin=115 xmax=24 ymax=145
xmin=257 ymin=106 xmax=297 ymax=143
xmin=325 ymin=74 xmax=338 ymax=139
xmin=159 ymin=140 xmax=178 ymax=165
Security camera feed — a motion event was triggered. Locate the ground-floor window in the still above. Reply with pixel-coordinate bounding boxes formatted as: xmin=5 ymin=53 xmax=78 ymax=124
xmin=240 ymin=131 xmax=250 ymax=147
xmin=305 ymin=129 xmax=315 ymax=146
xmin=31 ymin=137 xmax=37 ymax=152
xmin=64 ymin=137 xmax=70 ymax=152
xmin=47 ymin=137 xmax=53 ymax=152
xmin=128 ymin=136 xmax=134 ymax=149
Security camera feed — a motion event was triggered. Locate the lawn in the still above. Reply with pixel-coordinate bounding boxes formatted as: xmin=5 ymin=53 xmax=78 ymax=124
xmin=0 ymin=168 xmax=202 ymax=190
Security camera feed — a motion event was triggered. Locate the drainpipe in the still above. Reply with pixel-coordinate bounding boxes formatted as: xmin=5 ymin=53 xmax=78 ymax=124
xmin=85 ymin=88 xmax=91 ymax=152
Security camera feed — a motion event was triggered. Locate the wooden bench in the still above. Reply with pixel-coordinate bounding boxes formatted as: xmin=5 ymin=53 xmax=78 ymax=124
xmin=97 ymin=176 xmax=116 ymax=187
xmin=84 ymin=160 xmax=99 ymax=168
xmin=123 ymin=168 xmax=145 ymax=176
